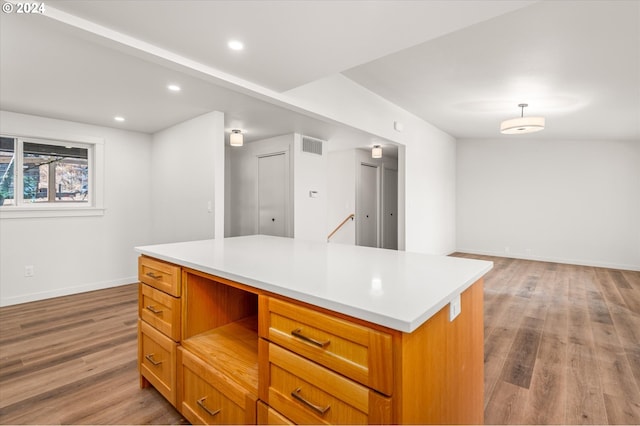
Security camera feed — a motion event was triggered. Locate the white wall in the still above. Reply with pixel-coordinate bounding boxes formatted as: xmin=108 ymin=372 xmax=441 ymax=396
xmin=226 ymin=134 xmax=294 ymax=237
xmin=404 ymin=129 xmax=456 ymax=255
xmin=327 ymin=149 xmax=356 ymax=244
xmin=293 ymin=134 xmax=327 ymax=242
xmin=327 ymin=148 xmax=400 ymax=247
xmin=286 ymin=74 xmax=457 ymax=255
xmin=0 ymin=111 xmax=152 ymax=306
xmin=457 ymin=138 xmax=640 ymax=270
xmin=150 ymin=111 xmax=224 ymax=243
xmin=226 ymin=133 xmax=329 ymax=242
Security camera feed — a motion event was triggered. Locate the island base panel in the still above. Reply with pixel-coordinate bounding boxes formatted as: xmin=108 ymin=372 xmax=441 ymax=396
xmin=395 ymin=278 xmax=484 ymax=424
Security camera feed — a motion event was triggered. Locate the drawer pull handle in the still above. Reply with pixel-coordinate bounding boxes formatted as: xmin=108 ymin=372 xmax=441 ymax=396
xmin=146 ymin=272 xmax=163 ymax=280
xmin=291 ymin=328 xmax=330 ymax=348
xmin=146 ymin=305 xmax=163 ymax=314
xmin=197 ymin=397 xmax=221 ymax=417
xmin=144 ymin=354 xmax=162 ymax=366
xmin=291 ymin=387 xmax=330 ymax=416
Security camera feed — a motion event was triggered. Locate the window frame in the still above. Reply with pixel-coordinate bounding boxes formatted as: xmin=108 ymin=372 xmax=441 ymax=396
xmin=0 ymin=133 xmax=104 ymax=219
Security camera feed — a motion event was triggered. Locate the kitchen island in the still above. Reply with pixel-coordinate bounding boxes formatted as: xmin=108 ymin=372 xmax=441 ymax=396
xmin=135 ymin=235 xmax=493 ymax=424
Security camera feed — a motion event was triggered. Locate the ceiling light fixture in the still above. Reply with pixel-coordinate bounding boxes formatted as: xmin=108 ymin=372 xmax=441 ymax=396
xmin=228 ymin=40 xmax=244 ymax=51
xmin=167 ymin=84 xmax=181 ymax=92
xmin=500 ymin=103 xmax=545 ymax=134
xmin=372 ymin=145 xmax=382 ymax=158
xmin=230 ymin=129 xmax=243 ymax=147
xmin=114 ymin=116 xmax=125 ymax=122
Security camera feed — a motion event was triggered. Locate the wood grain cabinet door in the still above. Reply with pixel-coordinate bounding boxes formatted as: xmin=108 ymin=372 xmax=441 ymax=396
xmin=139 ymin=284 xmax=181 ymax=341
xmin=260 ymin=296 xmax=393 ymax=395
xmin=179 ymin=347 xmax=257 ymax=425
xmin=260 ymin=341 xmax=391 ymax=425
xmin=257 ymin=401 xmax=294 ymax=425
xmin=138 ymin=320 xmax=177 ymax=406
xmin=138 ymin=256 xmax=181 ymax=297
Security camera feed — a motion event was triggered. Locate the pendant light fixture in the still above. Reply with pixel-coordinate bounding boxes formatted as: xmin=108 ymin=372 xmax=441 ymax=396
xmin=500 ymin=103 xmax=545 ymax=134
xmin=371 ymin=145 xmax=382 ymax=158
xmin=230 ymin=129 xmax=243 ymax=147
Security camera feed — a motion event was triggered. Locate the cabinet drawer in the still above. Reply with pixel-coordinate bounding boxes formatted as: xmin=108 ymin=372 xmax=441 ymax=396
xmin=139 ymin=284 xmax=180 ymax=341
xmin=139 ymin=256 xmax=181 ymax=297
xmin=260 ymin=297 xmax=393 ymax=395
xmin=260 ymin=341 xmax=391 ymax=425
xmin=179 ymin=347 xmax=257 ymax=425
xmin=138 ymin=320 xmax=177 ymax=406
xmin=257 ymin=401 xmax=294 ymax=425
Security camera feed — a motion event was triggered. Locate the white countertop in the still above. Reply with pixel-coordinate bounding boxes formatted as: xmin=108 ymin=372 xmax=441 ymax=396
xmin=135 ymin=236 xmax=493 ymax=333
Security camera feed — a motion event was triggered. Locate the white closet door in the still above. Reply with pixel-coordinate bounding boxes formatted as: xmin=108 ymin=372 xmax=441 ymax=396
xmin=382 ymin=167 xmax=398 ymax=250
xmin=258 ymin=153 xmax=287 ymax=237
xmin=357 ymin=163 xmax=379 ymax=248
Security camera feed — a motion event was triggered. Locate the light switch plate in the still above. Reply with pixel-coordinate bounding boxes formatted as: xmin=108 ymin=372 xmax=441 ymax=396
xmin=449 ymin=294 xmax=461 ymax=322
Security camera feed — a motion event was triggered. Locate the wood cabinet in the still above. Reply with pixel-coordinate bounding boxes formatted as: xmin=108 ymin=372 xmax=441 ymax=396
xmin=138 ymin=320 xmax=178 ymax=404
xmin=139 ymin=255 xmax=181 ymax=297
xmin=138 ymin=255 xmax=485 ymax=425
xmin=179 ymin=347 xmax=257 ymax=425
xmin=177 ymin=269 xmax=259 ymax=425
xmin=257 ymin=401 xmax=294 ymax=425
xmin=139 ymin=283 xmax=181 ymax=341
xmin=260 ymin=340 xmax=391 ymax=424
xmin=138 ymin=255 xmax=181 ymax=407
xmin=259 ymin=297 xmax=393 ymax=396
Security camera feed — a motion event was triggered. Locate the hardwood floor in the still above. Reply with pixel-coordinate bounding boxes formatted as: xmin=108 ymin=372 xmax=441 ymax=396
xmin=0 ymin=256 xmax=638 ymax=424
xmin=454 ymin=254 xmax=640 ymax=425
xmin=0 ymin=285 xmax=186 ymax=425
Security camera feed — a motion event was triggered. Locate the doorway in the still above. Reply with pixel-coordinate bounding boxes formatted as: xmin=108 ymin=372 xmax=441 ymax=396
xmin=356 ymin=163 xmax=379 ymax=247
xmin=355 ymin=158 xmax=398 ymax=249
xmin=257 ymin=152 xmax=288 ymax=237
xmin=382 ymin=167 xmax=398 ymax=250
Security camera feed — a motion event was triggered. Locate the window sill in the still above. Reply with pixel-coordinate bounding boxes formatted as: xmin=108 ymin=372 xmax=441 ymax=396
xmin=0 ymin=206 xmax=105 ymax=219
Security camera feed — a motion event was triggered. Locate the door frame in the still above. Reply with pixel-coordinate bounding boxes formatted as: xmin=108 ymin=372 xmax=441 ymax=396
xmin=255 ymin=150 xmax=293 ymax=237
xmin=355 ymin=161 xmax=381 ymax=248
xmin=381 ymin=164 xmax=398 ymax=250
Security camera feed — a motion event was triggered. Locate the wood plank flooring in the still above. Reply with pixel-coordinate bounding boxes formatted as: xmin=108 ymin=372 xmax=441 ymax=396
xmin=0 ymin=285 xmax=186 ymax=425
xmin=0 ymin=256 xmax=638 ymax=424
xmin=454 ymin=254 xmax=640 ymax=425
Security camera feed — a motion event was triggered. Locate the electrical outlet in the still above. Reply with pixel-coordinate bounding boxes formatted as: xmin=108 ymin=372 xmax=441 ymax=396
xmin=24 ymin=265 xmax=35 ymax=277
xmin=449 ymin=294 xmax=461 ymax=322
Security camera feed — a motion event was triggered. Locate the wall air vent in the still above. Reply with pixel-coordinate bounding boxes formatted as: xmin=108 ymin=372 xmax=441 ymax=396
xmin=301 ymin=136 xmax=324 ymax=156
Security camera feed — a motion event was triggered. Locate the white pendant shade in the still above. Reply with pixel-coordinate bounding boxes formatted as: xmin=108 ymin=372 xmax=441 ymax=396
xmin=500 ymin=116 xmax=546 ymax=134
xmin=500 ymin=103 xmax=545 ymax=134
xmin=230 ymin=129 xmax=243 ymax=146
xmin=372 ymin=145 xmax=382 ymax=158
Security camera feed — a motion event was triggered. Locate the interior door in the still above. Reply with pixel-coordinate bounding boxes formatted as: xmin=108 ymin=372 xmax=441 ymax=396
xmin=257 ymin=152 xmax=287 ymax=237
xmin=382 ymin=167 xmax=398 ymax=250
xmin=357 ymin=163 xmax=379 ymax=248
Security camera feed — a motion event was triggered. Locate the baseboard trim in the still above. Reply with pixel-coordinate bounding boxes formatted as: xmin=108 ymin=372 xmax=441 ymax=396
xmin=0 ymin=276 xmax=138 ymax=307
xmin=453 ymin=249 xmax=640 ymax=272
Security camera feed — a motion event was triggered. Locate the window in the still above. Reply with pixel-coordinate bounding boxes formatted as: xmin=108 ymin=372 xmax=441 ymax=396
xmin=0 ymin=137 xmax=15 ymax=206
xmin=0 ymin=135 xmax=103 ymax=218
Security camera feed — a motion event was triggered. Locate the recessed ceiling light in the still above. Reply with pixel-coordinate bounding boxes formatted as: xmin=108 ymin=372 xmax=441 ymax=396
xmin=114 ymin=116 xmax=125 ymax=122
xmin=228 ymin=40 xmax=244 ymax=51
xmin=167 ymin=84 xmax=181 ymax=92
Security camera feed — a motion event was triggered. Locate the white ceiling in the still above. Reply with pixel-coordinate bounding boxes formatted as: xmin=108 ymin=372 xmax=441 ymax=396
xmin=1 ymin=0 xmax=638 ymax=143
xmin=344 ymin=0 xmax=640 ymax=140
